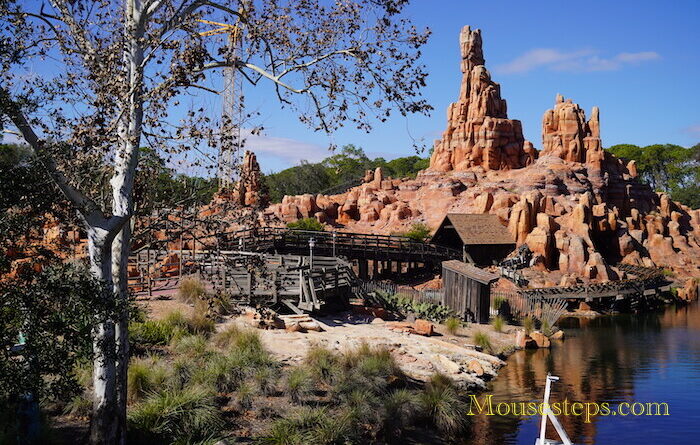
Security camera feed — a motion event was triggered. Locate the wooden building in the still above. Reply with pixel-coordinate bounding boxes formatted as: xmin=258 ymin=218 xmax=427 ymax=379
xmin=442 ymin=260 xmax=499 ymax=323
xmin=430 ymin=214 xmax=515 ymax=266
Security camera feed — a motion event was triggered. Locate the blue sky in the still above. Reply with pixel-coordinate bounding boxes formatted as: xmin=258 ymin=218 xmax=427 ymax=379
xmin=244 ymin=0 xmax=700 ymax=173
xmin=4 ymin=0 xmax=699 ymax=175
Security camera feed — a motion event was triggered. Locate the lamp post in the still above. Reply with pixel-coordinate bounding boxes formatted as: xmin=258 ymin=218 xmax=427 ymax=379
xmin=332 ymin=231 xmax=337 ymax=258
xmin=309 ymin=237 xmax=316 ymax=269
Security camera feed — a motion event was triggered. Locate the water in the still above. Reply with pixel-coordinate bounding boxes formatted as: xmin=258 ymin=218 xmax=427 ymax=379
xmin=465 ymin=303 xmax=700 ymax=445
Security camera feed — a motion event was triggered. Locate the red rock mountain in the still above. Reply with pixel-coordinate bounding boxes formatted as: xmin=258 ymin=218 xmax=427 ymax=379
xmin=262 ymin=27 xmax=700 ymax=285
xmin=429 ymin=26 xmax=537 ymax=172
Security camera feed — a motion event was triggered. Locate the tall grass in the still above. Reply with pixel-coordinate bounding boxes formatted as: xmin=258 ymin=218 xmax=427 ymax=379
xmin=420 ymin=376 xmax=468 ymax=435
xmin=128 ymin=385 xmax=223 ymax=444
xmin=522 ymin=316 xmax=534 ymax=335
xmin=178 ymin=276 xmax=207 ymax=304
xmin=473 ymin=331 xmax=492 ymax=353
xmin=128 ymin=356 xmax=169 ymax=403
xmin=305 ymin=345 xmax=340 ymax=384
xmin=445 ymin=317 xmax=461 ymax=335
xmin=286 ymin=367 xmax=313 ymax=404
xmin=491 ymin=315 xmax=505 ymax=333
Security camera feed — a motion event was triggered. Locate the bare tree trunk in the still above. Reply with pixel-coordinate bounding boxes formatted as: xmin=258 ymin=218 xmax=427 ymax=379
xmin=87 ymin=224 xmax=119 ymax=445
xmin=112 ymin=221 xmax=132 ymax=445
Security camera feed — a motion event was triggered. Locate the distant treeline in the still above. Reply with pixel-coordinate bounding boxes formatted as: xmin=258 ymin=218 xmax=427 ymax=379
xmin=262 ymin=144 xmax=429 ymax=203
xmin=606 ymin=143 xmax=700 ymax=209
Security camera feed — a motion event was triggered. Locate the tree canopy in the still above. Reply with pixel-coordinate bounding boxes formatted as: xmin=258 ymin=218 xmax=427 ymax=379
xmin=607 ymin=143 xmax=700 ymax=209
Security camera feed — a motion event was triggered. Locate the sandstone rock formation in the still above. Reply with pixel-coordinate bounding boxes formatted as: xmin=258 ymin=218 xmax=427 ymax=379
xmin=541 ymin=94 xmax=603 ymax=168
xmin=231 ymin=150 xmax=267 ymax=207
xmin=429 ymin=26 xmax=535 ymax=172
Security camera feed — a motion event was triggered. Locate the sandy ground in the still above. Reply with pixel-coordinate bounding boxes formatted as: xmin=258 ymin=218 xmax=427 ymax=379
xmin=139 ymin=295 xmax=518 ymax=390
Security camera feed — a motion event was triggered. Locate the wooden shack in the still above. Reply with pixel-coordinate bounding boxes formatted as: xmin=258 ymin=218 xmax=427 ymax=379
xmin=442 ymin=260 xmax=499 ymax=323
xmin=430 ymin=214 xmax=515 ymax=265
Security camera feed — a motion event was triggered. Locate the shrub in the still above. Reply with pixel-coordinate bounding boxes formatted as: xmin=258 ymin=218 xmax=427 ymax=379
xmin=492 ymin=295 xmax=507 ymax=311
xmin=522 ymin=316 xmax=534 ymax=335
xmin=127 ymin=385 xmax=223 ymax=444
xmin=259 ymin=407 xmax=355 ymax=445
xmin=400 ymin=222 xmax=431 ymax=242
xmin=428 ymin=372 xmax=456 ymax=391
xmin=491 ymin=315 xmax=505 ymax=333
xmin=286 ymin=367 xmax=313 ymax=404
xmin=420 ymin=381 xmax=468 ymax=435
xmin=192 ymin=353 xmax=245 ymax=393
xmin=162 ymin=309 xmax=215 ymax=338
xmin=473 ymin=331 xmax=492 ymax=353
xmin=214 ymin=324 xmax=264 ymax=354
xmin=445 ymin=317 xmax=461 ymax=335
xmin=287 ymin=217 xmax=324 ymax=232
xmin=128 ymin=356 xmax=169 ymax=403
xmin=178 ymin=276 xmax=207 ymax=304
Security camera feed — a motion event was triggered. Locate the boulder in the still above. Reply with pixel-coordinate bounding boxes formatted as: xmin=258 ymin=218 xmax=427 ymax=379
xmin=530 ymin=331 xmax=551 ymax=348
xmin=467 ymin=360 xmax=485 ymax=376
xmin=414 ymin=319 xmax=435 ymax=336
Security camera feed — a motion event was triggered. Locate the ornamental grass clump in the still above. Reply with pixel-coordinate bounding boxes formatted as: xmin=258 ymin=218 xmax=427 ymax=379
xmin=522 ymin=316 xmax=534 ymax=335
xmin=419 ymin=373 xmax=468 ymax=435
xmin=127 ymin=355 xmax=169 ymax=403
xmin=491 ymin=315 xmax=505 ymax=333
xmin=178 ymin=276 xmax=207 ymax=304
xmin=473 ymin=331 xmax=492 ymax=353
xmin=127 ymin=385 xmax=223 ymax=444
xmin=286 ymin=367 xmax=313 ymax=404
xmin=445 ymin=316 xmax=461 ymax=335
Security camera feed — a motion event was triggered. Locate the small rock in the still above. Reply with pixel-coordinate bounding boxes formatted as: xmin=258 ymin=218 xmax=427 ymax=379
xmin=530 ymin=331 xmax=551 ymax=348
xmin=549 ymin=330 xmax=565 ymax=341
xmin=285 ymin=323 xmax=303 ymax=333
xmin=371 ymin=317 xmax=385 ymax=325
xmin=436 ymin=355 xmax=462 ymax=374
xmin=414 ymin=319 xmax=435 ymax=336
xmin=299 ymin=321 xmax=323 ymax=332
xmin=468 ymin=360 xmax=485 ymax=376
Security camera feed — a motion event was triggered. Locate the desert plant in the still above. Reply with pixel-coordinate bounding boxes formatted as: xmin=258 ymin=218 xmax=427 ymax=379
xmin=128 ymin=356 xmax=169 ymax=403
xmin=127 ymin=385 xmax=223 ymax=443
xmin=287 ymin=217 xmax=325 ymax=232
xmin=492 ymin=295 xmax=507 ymax=311
xmin=420 ymin=375 xmax=468 ymax=435
xmin=445 ymin=317 xmax=461 ymax=335
xmin=491 ymin=315 xmax=505 ymax=333
xmin=473 ymin=331 xmax=492 ymax=353
xmin=192 ymin=353 xmax=245 ymax=393
xmin=428 ymin=372 xmax=456 ymax=391
xmin=256 ymin=419 xmax=305 ymax=445
xmin=187 ymin=312 xmax=216 ymax=337
xmin=286 ymin=367 xmax=313 ymax=404
xmin=522 ymin=316 xmax=534 ymax=335
xmin=178 ymin=276 xmax=207 ymax=304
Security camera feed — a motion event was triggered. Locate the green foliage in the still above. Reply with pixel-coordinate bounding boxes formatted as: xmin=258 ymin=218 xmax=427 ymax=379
xmin=257 ymin=407 xmax=356 ymax=445
xmin=63 ymin=392 xmax=93 ymax=418
xmin=374 ymin=291 xmax=453 ymax=322
xmin=128 ymin=356 xmax=169 ymax=403
xmin=127 ymin=385 xmax=223 ymax=444
xmin=130 ymin=320 xmax=177 ymax=346
xmin=286 ymin=367 xmax=313 ymax=404
xmin=607 ymin=143 xmax=700 ymax=208
xmin=305 ymin=345 xmax=341 ymax=384
xmin=419 ymin=374 xmax=468 ymax=435
xmin=170 ymin=334 xmax=209 ymax=358
xmin=492 ymin=295 xmax=507 ymax=310
xmin=287 ymin=217 xmax=325 ymax=232
xmin=445 ymin=317 xmax=461 ymax=335
xmin=522 ymin=316 xmax=534 ymax=335
xmin=263 ymin=145 xmax=430 ymax=203
xmin=396 ymin=222 xmax=432 ymax=242
xmin=380 ymin=388 xmax=419 ymax=438
xmin=491 ymin=315 xmax=505 ymax=333
xmin=178 ymin=276 xmax=207 ymax=304
xmin=0 ymin=262 xmax=102 ymax=405
xmin=541 ymin=319 xmax=553 ymax=337
xmin=473 ymin=331 xmax=492 ymax=353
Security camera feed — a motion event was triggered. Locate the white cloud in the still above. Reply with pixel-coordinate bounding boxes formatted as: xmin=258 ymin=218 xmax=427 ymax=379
xmin=242 ymin=130 xmax=329 ymax=167
xmin=496 ymin=48 xmax=660 ymax=74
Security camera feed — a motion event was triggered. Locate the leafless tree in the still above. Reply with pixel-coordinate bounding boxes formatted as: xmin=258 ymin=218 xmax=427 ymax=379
xmin=0 ymin=0 xmax=431 ymax=443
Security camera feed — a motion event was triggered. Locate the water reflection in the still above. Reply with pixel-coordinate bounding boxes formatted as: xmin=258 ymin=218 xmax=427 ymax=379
xmin=465 ymin=303 xmax=700 ymax=445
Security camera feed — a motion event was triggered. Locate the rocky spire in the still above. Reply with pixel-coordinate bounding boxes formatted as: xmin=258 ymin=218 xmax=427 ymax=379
xmin=541 ymin=94 xmax=603 ymax=168
xmin=429 ymin=26 xmax=535 ymax=172
xmin=231 ymin=150 xmax=267 ymax=207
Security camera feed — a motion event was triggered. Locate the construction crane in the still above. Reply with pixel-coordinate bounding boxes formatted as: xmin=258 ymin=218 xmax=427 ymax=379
xmin=197 ymin=17 xmax=243 ymax=189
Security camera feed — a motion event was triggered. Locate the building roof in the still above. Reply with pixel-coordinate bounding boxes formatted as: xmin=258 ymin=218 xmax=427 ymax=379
xmin=442 ymin=260 xmax=500 ymax=284
xmin=433 ymin=213 xmax=514 ymax=245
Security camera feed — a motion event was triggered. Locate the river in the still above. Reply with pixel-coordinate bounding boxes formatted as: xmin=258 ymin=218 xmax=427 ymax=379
xmin=465 ymin=303 xmax=700 ymax=445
